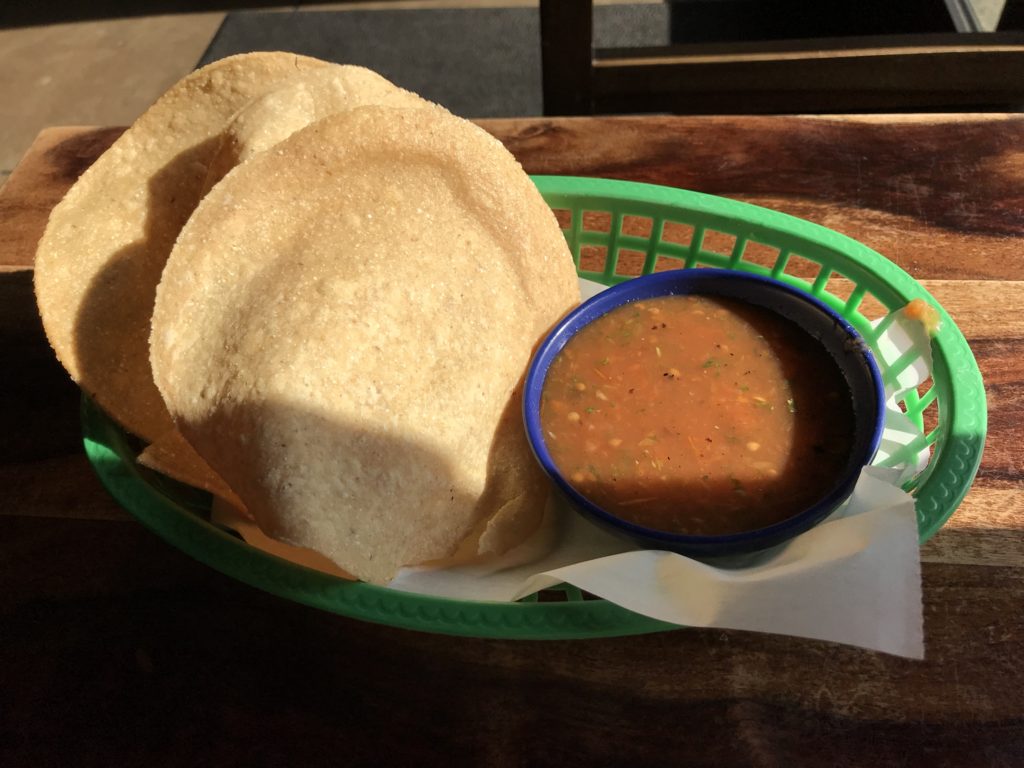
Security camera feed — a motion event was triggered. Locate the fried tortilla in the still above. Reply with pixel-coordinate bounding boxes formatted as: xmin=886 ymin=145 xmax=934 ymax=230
xmin=150 ymin=105 xmax=579 ymax=584
xmin=34 ymin=52 xmax=330 ymax=443
xmin=135 ymin=63 xmax=429 ymax=507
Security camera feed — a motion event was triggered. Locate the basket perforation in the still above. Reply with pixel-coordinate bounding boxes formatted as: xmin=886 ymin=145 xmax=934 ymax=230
xmin=776 ymin=252 xmax=820 ymax=288
xmin=739 ymin=240 xmax=780 ymax=271
xmin=617 ymin=248 xmax=646 ymax=278
xmin=662 ymin=220 xmax=696 ymax=248
xmin=579 ymin=244 xmax=609 ymax=281
xmin=698 ymin=228 xmax=738 ymax=259
xmin=622 ymin=213 xmax=654 ymax=237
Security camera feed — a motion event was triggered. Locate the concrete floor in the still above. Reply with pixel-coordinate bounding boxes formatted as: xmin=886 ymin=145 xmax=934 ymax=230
xmin=0 ymin=1 xmax=557 ymax=182
xmin=0 ymin=0 xmax=1007 ymax=188
xmin=0 ymin=13 xmax=223 ymax=182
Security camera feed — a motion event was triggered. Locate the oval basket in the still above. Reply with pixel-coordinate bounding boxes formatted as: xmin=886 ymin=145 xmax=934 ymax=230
xmin=81 ymin=176 xmax=987 ymax=639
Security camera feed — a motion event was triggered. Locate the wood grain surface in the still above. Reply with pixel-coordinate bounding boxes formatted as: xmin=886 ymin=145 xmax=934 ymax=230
xmin=2 ymin=117 xmax=1022 ymax=767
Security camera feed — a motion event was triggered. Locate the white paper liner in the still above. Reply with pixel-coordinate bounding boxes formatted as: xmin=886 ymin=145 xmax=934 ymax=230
xmin=212 ymin=278 xmax=934 ymax=658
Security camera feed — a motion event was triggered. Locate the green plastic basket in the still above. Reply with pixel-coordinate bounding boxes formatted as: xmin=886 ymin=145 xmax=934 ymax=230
xmin=81 ymin=176 xmax=986 ymax=639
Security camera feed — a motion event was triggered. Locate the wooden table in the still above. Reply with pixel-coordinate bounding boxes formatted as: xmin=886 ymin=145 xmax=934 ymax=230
xmin=2 ymin=116 xmax=1022 ymax=766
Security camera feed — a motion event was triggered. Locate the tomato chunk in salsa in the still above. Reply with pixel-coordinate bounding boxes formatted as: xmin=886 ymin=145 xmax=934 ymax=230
xmin=540 ymin=294 xmax=857 ymax=536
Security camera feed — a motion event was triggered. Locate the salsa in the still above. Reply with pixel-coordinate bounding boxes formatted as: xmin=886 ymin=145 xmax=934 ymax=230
xmin=540 ymin=294 xmax=857 ymax=536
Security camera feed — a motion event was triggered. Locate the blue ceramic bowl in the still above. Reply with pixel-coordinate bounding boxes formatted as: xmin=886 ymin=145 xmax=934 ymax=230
xmin=523 ymin=269 xmax=886 ymax=558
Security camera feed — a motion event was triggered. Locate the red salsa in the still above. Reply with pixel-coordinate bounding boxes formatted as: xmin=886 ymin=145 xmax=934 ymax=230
xmin=540 ymin=294 xmax=857 ymax=535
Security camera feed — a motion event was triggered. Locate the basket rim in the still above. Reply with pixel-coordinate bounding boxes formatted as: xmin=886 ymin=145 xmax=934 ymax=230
xmin=80 ymin=175 xmax=986 ymax=638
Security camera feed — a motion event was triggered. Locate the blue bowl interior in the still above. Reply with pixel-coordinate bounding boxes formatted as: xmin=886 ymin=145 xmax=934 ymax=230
xmin=523 ymin=269 xmax=886 ymax=556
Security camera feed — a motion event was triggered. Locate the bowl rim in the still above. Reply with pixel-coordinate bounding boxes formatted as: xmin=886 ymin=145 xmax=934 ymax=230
xmin=522 ymin=268 xmax=887 ymax=549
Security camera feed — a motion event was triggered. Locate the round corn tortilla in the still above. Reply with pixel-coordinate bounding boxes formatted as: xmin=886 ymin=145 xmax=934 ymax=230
xmin=34 ymin=51 xmax=330 ymax=444
xmin=131 ymin=63 xmax=430 ymax=510
xmin=201 ymin=64 xmax=428 ymax=193
xmin=150 ymin=105 xmax=579 ymax=584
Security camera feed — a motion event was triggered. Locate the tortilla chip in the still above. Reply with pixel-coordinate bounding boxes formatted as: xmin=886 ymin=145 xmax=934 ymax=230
xmin=34 ymin=52 xmax=330 ymax=443
xmin=150 ymin=105 xmax=579 ymax=584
